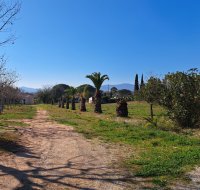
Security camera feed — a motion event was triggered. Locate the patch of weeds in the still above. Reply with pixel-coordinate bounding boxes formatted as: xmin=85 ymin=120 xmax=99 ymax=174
xmin=152 ymin=177 xmax=168 ymax=187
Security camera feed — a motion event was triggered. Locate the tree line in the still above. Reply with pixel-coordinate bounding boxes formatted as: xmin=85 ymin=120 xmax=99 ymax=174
xmin=37 ymin=69 xmax=200 ymax=129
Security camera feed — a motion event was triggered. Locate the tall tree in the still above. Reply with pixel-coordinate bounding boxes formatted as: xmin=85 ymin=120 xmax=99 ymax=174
xmin=144 ymin=77 xmax=164 ymax=119
xmin=140 ymin=74 xmax=145 ymax=88
xmin=110 ymin=87 xmax=118 ymax=98
xmin=51 ymin=84 xmax=70 ymax=102
xmin=80 ymin=94 xmax=86 ymax=112
xmin=86 ymin=72 xmax=109 ymax=113
xmin=134 ymin=74 xmax=139 ymax=92
xmin=0 ymin=57 xmax=18 ymax=111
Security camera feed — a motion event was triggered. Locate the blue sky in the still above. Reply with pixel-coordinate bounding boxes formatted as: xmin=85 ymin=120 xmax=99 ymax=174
xmin=2 ymin=0 xmax=200 ymax=88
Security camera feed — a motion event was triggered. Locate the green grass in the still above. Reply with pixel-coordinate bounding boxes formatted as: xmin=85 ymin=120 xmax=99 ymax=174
xmin=0 ymin=105 xmax=36 ymax=130
xmin=0 ymin=105 xmax=36 ymax=120
xmin=38 ymin=102 xmax=200 ymax=187
xmin=0 ymin=105 xmax=37 ymax=153
xmin=83 ymin=101 xmax=165 ymax=120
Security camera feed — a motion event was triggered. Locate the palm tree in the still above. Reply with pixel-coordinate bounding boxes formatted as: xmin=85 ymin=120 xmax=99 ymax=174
xmin=65 ymin=87 xmax=77 ymax=110
xmin=66 ymin=96 xmax=70 ymax=109
xmin=80 ymin=94 xmax=86 ymax=112
xmin=116 ymin=99 xmax=128 ymax=117
xmin=86 ymin=72 xmax=109 ymax=113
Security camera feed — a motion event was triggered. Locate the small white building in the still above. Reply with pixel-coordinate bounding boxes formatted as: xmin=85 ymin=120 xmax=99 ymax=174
xmin=89 ymin=97 xmax=94 ymax=104
xmin=21 ymin=93 xmax=35 ymax=105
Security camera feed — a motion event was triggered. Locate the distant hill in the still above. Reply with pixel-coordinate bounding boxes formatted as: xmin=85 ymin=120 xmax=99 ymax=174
xmin=20 ymin=83 xmax=134 ymax=93
xmin=20 ymin=87 xmax=39 ymax=94
xmin=101 ymin=83 xmax=134 ymax=92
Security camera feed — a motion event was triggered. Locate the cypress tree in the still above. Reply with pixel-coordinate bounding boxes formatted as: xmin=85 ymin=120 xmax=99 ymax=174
xmin=140 ymin=74 xmax=145 ymax=88
xmin=134 ymin=74 xmax=139 ymax=92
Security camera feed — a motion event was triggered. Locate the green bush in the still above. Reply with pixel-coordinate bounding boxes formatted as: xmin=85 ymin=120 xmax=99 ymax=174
xmin=144 ymin=69 xmax=200 ymax=129
xmin=161 ymin=69 xmax=200 ymax=128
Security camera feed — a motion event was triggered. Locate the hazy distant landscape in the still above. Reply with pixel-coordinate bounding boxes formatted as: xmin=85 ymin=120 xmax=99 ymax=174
xmin=21 ymin=83 xmax=135 ymax=93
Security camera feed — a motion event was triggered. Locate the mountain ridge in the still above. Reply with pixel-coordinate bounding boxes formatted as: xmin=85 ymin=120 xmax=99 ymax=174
xmin=20 ymin=83 xmax=134 ymax=93
xmin=101 ymin=83 xmax=134 ymax=91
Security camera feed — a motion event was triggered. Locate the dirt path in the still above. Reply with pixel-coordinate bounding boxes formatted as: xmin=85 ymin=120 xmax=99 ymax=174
xmin=0 ymin=110 xmax=137 ymax=190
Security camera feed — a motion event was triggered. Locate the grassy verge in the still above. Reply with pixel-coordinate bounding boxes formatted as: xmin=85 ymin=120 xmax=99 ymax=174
xmin=0 ymin=105 xmax=36 ymax=129
xmin=38 ymin=103 xmax=200 ymax=187
xmin=0 ymin=105 xmax=36 ymax=120
xmin=0 ymin=105 xmax=37 ymax=152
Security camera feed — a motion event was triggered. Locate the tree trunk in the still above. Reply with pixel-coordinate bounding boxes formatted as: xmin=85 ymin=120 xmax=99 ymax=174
xmin=71 ymin=97 xmax=76 ymax=110
xmin=58 ymin=100 xmax=61 ymax=108
xmin=80 ymin=97 xmax=86 ymax=112
xmin=66 ymin=100 xmax=69 ymax=109
xmin=61 ymin=100 xmax=65 ymax=108
xmin=150 ymin=103 xmax=154 ymax=120
xmin=116 ymin=99 xmax=128 ymax=117
xmin=94 ymin=90 xmax=102 ymax=113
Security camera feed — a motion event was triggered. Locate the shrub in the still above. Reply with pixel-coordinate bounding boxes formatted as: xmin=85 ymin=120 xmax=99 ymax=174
xmin=144 ymin=69 xmax=200 ymax=129
xmin=160 ymin=69 xmax=200 ymax=128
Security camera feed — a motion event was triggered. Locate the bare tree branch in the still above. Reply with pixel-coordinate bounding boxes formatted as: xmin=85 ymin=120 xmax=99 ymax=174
xmin=0 ymin=1 xmax=20 ymax=46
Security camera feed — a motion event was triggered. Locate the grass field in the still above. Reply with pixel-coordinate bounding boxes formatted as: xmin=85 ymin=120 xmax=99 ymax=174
xmin=39 ymin=102 xmax=200 ymax=187
xmin=0 ymin=105 xmax=37 ymax=152
xmin=0 ymin=105 xmax=36 ymax=120
xmin=0 ymin=105 xmax=36 ymax=128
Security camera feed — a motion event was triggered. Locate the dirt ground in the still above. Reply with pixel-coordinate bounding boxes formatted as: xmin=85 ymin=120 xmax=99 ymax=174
xmin=0 ymin=110 xmax=139 ymax=190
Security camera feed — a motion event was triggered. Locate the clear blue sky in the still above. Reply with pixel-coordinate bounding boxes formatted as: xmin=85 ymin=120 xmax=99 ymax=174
xmin=2 ymin=0 xmax=200 ymax=88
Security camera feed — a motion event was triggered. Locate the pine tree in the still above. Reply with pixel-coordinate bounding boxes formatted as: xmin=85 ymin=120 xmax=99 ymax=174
xmin=134 ymin=74 xmax=139 ymax=92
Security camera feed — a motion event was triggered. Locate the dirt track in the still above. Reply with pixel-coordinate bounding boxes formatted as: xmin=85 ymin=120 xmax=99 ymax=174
xmin=0 ymin=110 xmax=136 ymax=190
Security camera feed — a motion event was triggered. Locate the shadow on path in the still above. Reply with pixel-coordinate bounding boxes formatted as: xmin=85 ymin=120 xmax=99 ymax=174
xmin=0 ymin=138 xmax=39 ymax=159
xmin=0 ymin=156 xmax=142 ymax=190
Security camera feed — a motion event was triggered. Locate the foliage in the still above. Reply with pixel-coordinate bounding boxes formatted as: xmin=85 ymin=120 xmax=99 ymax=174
xmin=144 ymin=69 xmax=200 ymax=129
xmin=110 ymin=87 xmax=118 ymax=93
xmin=51 ymin=84 xmax=70 ymax=102
xmin=37 ymin=86 xmax=52 ymax=104
xmin=77 ymin=84 xmax=95 ymax=94
xmin=144 ymin=77 xmax=164 ymax=104
xmin=110 ymin=87 xmax=118 ymax=98
xmin=86 ymin=72 xmax=109 ymax=113
xmin=83 ymin=85 xmax=95 ymax=100
xmin=143 ymin=77 xmax=164 ymax=119
xmin=86 ymin=72 xmax=109 ymax=91
xmin=140 ymin=74 xmax=145 ymax=89
xmin=134 ymin=74 xmax=139 ymax=92
xmin=117 ymin=89 xmax=132 ymax=98
xmin=65 ymin=86 xmax=77 ymax=97
xmin=160 ymin=69 xmax=200 ymax=128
